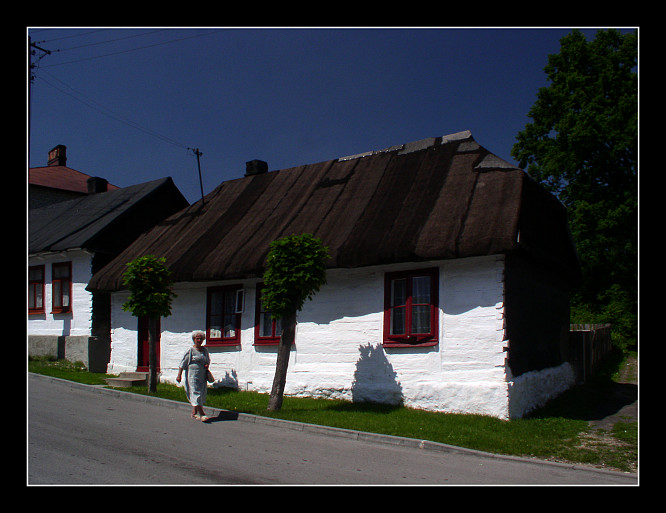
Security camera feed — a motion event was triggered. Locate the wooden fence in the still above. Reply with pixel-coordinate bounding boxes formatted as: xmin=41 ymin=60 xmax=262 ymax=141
xmin=569 ymin=323 xmax=612 ymax=383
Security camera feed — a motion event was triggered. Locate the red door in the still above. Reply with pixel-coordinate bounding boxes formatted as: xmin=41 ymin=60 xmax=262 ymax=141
xmin=137 ymin=316 xmax=160 ymax=372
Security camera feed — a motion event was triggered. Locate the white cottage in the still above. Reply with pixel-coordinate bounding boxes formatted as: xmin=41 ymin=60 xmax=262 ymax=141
xmin=88 ymin=131 xmax=581 ymax=419
xmin=28 ymin=177 xmax=188 ymax=371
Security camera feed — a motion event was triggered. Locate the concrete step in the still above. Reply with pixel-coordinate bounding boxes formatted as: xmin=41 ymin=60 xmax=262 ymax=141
xmin=105 ymin=372 xmax=149 ymax=388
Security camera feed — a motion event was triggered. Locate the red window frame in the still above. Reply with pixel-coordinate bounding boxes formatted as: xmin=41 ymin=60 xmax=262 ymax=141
xmin=51 ymin=262 xmax=72 ymax=314
xmin=254 ymin=283 xmax=282 ymax=345
xmin=29 ymin=265 xmax=45 ymax=314
xmin=383 ymin=268 xmax=439 ymax=347
xmin=206 ymin=285 xmax=243 ymax=346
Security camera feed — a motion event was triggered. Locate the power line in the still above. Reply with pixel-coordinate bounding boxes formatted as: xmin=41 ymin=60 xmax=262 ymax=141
xmin=28 ymin=30 xmax=217 ymax=149
xmin=33 ymin=69 xmax=208 ymax=200
xmin=35 ymin=69 xmax=192 ymax=151
xmin=39 ymin=30 xmax=216 ymax=68
xmin=28 ymin=30 xmax=211 ymax=198
xmin=38 ymin=29 xmax=167 ymax=49
xmin=30 ymin=29 xmax=105 ymax=42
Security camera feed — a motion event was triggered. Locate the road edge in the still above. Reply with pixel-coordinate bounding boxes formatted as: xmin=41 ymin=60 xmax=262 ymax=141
xmin=28 ymin=372 xmax=638 ymax=484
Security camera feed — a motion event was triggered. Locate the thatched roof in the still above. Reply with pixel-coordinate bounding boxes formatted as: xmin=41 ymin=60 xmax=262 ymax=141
xmin=87 ymin=131 xmax=580 ymax=292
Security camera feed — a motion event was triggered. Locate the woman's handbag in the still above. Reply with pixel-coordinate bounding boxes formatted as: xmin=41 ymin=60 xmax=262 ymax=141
xmin=206 ymin=369 xmax=215 ymax=383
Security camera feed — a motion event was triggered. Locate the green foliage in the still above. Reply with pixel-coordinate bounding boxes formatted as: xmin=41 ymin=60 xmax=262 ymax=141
xmin=261 ymin=233 xmax=330 ymax=319
xmin=512 ymin=29 xmax=637 ymax=202
xmin=511 ymin=29 xmax=637 ymax=348
xmin=121 ymin=255 xmax=176 ymax=318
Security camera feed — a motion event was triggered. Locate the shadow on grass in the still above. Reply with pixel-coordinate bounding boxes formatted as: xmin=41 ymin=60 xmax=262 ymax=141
xmin=324 ymin=401 xmax=403 ymax=414
xmin=528 ymin=381 xmax=637 ymax=421
xmin=206 ymin=384 xmax=405 ymax=418
xmin=528 ymin=349 xmax=637 ymax=422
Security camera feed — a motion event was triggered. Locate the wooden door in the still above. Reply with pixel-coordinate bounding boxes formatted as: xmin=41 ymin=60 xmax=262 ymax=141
xmin=137 ymin=316 xmax=160 ymax=372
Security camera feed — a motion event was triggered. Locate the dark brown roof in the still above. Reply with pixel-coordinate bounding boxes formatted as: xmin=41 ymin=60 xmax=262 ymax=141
xmin=87 ymin=131 xmax=580 ymax=292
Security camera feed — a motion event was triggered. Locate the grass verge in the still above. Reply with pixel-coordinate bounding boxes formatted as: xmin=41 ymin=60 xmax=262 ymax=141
xmin=28 ymin=355 xmax=637 ymax=473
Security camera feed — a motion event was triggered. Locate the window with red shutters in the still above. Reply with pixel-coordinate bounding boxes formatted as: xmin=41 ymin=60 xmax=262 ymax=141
xmin=254 ymin=283 xmax=282 ymax=345
xmin=206 ymin=285 xmax=243 ymax=346
xmin=383 ymin=268 xmax=438 ymax=347
xmin=51 ymin=262 xmax=72 ymax=314
xmin=29 ymin=265 xmax=45 ymax=314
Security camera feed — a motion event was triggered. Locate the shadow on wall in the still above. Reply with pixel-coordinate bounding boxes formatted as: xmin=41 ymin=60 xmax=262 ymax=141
xmin=212 ymin=368 xmax=239 ymax=389
xmin=351 ymin=343 xmax=403 ymax=406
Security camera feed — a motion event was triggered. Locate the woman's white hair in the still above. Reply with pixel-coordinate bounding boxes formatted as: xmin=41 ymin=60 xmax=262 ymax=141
xmin=192 ymin=330 xmax=206 ymax=340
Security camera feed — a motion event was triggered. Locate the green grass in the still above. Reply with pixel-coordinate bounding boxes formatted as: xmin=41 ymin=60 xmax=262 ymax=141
xmin=28 ymin=355 xmax=637 ymax=473
xmin=28 ymin=356 xmax=113 ymax=385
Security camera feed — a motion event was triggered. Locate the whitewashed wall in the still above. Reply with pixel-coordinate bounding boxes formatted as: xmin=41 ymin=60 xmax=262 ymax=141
xmin=28 ymin=249 xmax=94 ymax=337
xmin=107 ymin=254 xmax=573 ymax=419
xmin=507 ymin=362 xmax=576 ymax=418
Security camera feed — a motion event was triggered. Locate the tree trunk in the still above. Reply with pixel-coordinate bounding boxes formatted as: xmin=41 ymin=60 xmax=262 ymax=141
xmin=267 ymin=310 xmax=297 ymax=411
xmin=148 ymin=316 xmax=158 ymax=393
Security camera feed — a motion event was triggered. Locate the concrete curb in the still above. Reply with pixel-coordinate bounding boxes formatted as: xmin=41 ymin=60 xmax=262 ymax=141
xmin=29 ymin=372 xmax=637 ymax=480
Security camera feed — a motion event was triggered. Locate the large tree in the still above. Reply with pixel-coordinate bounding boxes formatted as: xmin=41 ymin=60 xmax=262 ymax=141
xmin=121 ymin=255 xmax=177 ymax=392
xmin=261 ymin=233 xmax=330 ymax=411
xmin=511 ymin=29 xmax=637 ymax=346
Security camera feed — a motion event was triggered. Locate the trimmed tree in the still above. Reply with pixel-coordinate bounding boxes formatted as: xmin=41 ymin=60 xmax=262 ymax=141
xmin=121 ymin=255 xmax=177 ymax=392
xmin=261 ymin=233 xmax=330 ymax=411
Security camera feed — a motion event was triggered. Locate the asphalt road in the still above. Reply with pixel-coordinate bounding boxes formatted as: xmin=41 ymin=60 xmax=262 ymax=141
xmin=27 ymin=373 xmax=638 ymax=486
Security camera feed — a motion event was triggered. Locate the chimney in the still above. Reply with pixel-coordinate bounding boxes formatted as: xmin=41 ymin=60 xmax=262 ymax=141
xmin=245 ymin=159 xmax=268 ymax=177
xmin=87 ymin=177 xmax=108 ymax=194
xmin=47 ymin=145 xmax=67 ymax=166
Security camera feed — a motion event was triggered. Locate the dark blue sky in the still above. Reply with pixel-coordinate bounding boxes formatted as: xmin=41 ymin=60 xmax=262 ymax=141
xmin=28 ymin=27 xmax=634 ymax=204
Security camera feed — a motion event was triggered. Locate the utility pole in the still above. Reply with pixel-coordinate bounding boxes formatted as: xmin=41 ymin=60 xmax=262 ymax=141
xmin=29 ymin=36 xmax=52 ymax=105
xmin=29 ymin=36 xmax=51 ymax=79
xmin=192 ymin=148 xmax=204 ymax=205
xmin=29 ymin=36 xmax=52 ymax=167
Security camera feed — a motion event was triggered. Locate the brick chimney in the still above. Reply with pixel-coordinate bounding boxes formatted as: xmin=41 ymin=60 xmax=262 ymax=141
xmin=245 ymin=159 xmax=268 ymax=177
xmin=87 ymin=177 xmax=108 ymax=194
xmin=47 ymin=145 xmax=67 ymax=167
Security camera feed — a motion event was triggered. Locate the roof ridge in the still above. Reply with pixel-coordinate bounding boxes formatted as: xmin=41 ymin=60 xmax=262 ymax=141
xmin=337 ymin=130 xmax=473 ymax=162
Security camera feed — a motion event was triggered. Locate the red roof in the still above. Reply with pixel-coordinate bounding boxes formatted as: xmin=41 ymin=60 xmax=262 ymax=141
xmin=29 ymin=165 xmax=119 ymax=193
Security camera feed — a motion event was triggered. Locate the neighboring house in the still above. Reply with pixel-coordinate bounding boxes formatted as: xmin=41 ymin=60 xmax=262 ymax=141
xmin=28 ymin=176 xmax=189 ymax=372
xmin=87 ymin=131 xmax=581 ymax=419
xmin=29 ymin=145 xmax=120 ymax=208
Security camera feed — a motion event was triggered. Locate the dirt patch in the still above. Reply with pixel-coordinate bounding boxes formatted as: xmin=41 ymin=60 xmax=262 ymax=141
xmin=573 ymin=422 xmax=637 ymax=473
xmin=588 ymin=354 xmax=637 ymax=430
xmin=617 ymin=353 xmax=638 ymax=384
xmin=538 ymin=354 xmax=638 ymax=473
xmin=579 ymin=354 xmax=638 ymax=473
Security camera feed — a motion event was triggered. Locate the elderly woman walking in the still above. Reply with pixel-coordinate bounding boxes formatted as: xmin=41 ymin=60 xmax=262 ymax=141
xmin=176 ymin=331 xmax=212 ymax=421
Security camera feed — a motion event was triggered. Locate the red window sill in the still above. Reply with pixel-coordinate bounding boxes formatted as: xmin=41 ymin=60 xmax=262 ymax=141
xmin=206 ymin=340 xmax=240 ymax=347
xmin=254 ymin=340 xmax=280 ymax=346
xmin=383 ymin=338 xmax=438 ymax=348
xmin=254 ymin=338 xmax=296 ymax=346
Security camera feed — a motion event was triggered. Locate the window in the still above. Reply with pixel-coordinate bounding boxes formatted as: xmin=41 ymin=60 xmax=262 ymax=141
xmin=254 ymin=283 xmax=282 ymax=345
xmin=206 ymin=285 xmax=243 ymax=345
xmin=383 ymin=268 xmax=438 ymax=347
xmin=51 ymin=262 xmax=72 ymax=314
xmin=29 ymin=265 xmax=45 ymax=314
